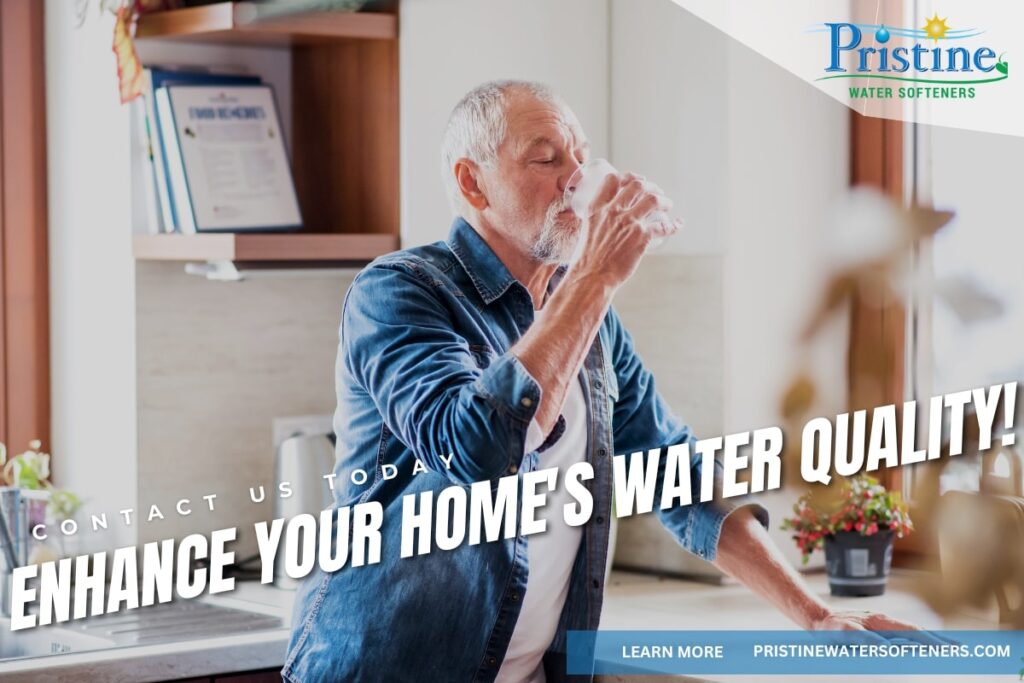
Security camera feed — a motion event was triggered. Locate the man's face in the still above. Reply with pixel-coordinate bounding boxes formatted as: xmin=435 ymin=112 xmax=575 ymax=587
xmin=480 ymin=93 xmax=589 ymax=264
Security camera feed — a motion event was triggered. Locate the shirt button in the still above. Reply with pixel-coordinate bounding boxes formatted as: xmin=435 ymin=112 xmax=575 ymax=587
xmin=487 ymin=656 xmax=498 ymax=666
xmin=520 ymin=397 xmax=533 ymax=408
xmin=598 ymin=448 xmax=607 ymax=457
xmin=596 ymin=516 xmax=604 ymax=524
xmin=508 ymin=464 xmax=518 ymax=474
xmin=511 ymin=592 xmax=520 ymax=602
xmin=594 ymin=380 xmax=603 ymax=390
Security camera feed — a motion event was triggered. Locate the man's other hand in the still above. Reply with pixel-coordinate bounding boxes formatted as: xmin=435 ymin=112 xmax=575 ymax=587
xmin=812 ymin=609 xmax=951 ymax=647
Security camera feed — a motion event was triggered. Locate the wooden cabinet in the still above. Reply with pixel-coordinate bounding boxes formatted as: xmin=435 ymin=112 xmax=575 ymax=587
xmin=133 ymin=1 xmax=399 ymax=263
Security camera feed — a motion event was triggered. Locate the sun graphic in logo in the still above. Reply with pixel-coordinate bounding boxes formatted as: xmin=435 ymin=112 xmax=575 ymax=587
xmin=922 ymin=13 xmax=951 ymax=41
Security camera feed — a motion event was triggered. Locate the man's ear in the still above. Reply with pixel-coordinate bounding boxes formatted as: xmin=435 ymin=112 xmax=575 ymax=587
xmin=453 ymin=159 xmax=489 ymax=211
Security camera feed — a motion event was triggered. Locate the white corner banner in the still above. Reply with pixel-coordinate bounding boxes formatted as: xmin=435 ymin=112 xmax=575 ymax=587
xmin=668 ymin=0 xmax=1021 ymax=138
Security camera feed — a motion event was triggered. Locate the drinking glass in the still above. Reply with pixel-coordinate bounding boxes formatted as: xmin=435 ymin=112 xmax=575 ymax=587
xmin=563 ymin=158 xmax=675 ymax=237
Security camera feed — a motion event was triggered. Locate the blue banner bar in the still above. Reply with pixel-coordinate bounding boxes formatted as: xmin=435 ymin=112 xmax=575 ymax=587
xmin=566 ymin=630 xmax=1024 ymax=676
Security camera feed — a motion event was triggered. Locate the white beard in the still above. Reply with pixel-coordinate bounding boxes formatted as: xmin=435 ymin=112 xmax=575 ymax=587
xmin=529 ymin=200 xmax=580 ymax=265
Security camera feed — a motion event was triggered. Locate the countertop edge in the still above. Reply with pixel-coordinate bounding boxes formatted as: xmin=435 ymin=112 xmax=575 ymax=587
xmin=0 ymin=628 xmax=291 ymax=682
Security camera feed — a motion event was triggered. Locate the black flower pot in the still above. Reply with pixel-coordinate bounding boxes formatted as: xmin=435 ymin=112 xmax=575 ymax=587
xmin=824 ymin=529 xmax=894 ymax=597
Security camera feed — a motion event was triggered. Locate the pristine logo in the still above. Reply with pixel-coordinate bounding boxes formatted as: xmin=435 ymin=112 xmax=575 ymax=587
xmin=812 ymin=14 xmax=1008 ymax=99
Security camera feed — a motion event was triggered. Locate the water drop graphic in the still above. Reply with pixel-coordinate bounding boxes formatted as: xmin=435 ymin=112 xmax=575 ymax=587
xmin=875 ymin=25 xmax=891 ymax=43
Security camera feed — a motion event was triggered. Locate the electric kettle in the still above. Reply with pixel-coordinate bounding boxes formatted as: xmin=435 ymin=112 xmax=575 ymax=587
xmin=273 ymin=417 xmax=336 ymax=588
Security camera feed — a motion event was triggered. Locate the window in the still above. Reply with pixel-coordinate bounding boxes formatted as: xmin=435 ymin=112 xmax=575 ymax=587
xmin=909 ymin=122 xmax=1024 ymax=494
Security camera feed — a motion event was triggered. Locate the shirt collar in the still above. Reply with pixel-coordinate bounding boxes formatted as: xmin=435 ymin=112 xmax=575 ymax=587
xmin=446 ymin=216 xmax=571 ymax=306
xmin=446 ymin=217 xmax=519 ymax=305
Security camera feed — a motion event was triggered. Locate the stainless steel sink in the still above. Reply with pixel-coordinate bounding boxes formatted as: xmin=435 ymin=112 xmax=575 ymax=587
xmin=0 ymin=600 xmax=283 ymax=661
xmin=0 ymin=620 xmax=115 ymax=659
xmin=74 ymin=600 xmax=284 ymax=645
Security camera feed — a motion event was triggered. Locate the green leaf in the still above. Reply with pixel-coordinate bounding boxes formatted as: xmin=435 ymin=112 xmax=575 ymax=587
xmin=48 ymin=489 xmax=83 ymax=520
xmin=17 ymin=469 xmax=39 ymax=489
xmin=996 ymin=61 xmax=1008 ymax=75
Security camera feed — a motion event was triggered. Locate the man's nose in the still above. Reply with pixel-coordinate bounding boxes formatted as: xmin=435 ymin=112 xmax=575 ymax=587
xmin=559 ymin=159 xmax=584 ymax=194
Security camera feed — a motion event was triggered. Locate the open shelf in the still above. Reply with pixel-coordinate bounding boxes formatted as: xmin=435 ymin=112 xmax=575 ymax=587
xmin=133 ymin=233 xmax=398 ymax=263
xmin=135 ymin=2 xmax=398 ymax=46
xmin=133 ymin=3 xmax=400 ymax=266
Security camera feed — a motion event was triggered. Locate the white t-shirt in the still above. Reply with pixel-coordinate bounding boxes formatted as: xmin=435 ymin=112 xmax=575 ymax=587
xmin=496 ymin=376 xmax=588 ymax=683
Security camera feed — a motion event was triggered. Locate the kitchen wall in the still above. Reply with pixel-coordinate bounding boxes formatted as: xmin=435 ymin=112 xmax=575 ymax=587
xmin=613 ymin=256 xmax=726 ymax=573
xmin=47 ymin=0 xmax=847 ymax=569
xmin=46 ymin=1 xmax=138 ymax=553
xmin=134 ymin=264 xmax=351 ymax=555
xmin=721 ymin=19 xmax=850 ymax=570
xmin=399 ymin=0 xmax=612 ymax=246
xmin=608 ymin=0 xmax=848 ymax=571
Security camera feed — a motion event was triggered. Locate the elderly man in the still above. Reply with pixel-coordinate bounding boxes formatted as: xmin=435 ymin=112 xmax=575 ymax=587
xmin=283 ymin=80 xmax=917 ymax=683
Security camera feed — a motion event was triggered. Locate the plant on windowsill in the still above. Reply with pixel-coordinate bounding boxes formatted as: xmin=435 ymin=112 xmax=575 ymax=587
xmin=782 ymin=475 xmax=913 ymax=597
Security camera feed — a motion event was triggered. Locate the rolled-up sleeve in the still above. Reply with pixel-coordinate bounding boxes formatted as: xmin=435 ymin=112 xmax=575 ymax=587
xmin=604 ymin=308 xmax=769 ymax=561
xmin=343 ymin=262 xmax=539 ymax=484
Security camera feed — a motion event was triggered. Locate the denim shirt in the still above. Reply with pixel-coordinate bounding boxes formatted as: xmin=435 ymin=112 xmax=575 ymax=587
xmin=283 ymin=218 xmax=766 ymax=683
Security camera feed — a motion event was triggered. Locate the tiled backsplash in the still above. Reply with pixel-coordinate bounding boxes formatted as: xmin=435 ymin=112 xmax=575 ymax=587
xmin=135 ymin=263 xmax=354 ymax=556
xmin=614 ymin=255 xmax=727 ymax=577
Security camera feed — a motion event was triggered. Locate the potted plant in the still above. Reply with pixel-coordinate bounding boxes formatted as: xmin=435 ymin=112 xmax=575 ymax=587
xmin=1 ymin=439 xmax=84 ymax=564
xmin=783 ymin=475 xmax=913 ymax=596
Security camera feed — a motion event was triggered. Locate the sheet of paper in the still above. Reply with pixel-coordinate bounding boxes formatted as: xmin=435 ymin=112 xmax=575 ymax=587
xmin=166 ymin=85 xmax=302 ymax=231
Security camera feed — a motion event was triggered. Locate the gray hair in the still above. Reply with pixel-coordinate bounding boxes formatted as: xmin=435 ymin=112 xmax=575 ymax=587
xmin=440 ymin=79 xmax=563 ymax=215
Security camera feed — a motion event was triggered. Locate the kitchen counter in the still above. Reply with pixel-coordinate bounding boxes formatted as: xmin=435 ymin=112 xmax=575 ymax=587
xmin=600 ymin=568 xmax=987 ymax=631
xmin=597 ymin=570 xmax=993 ymax=683
xmin=0 ymin=582 xmax=294 ymax=682
xmin=0 ymin=570 xmax=991 ymax=682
